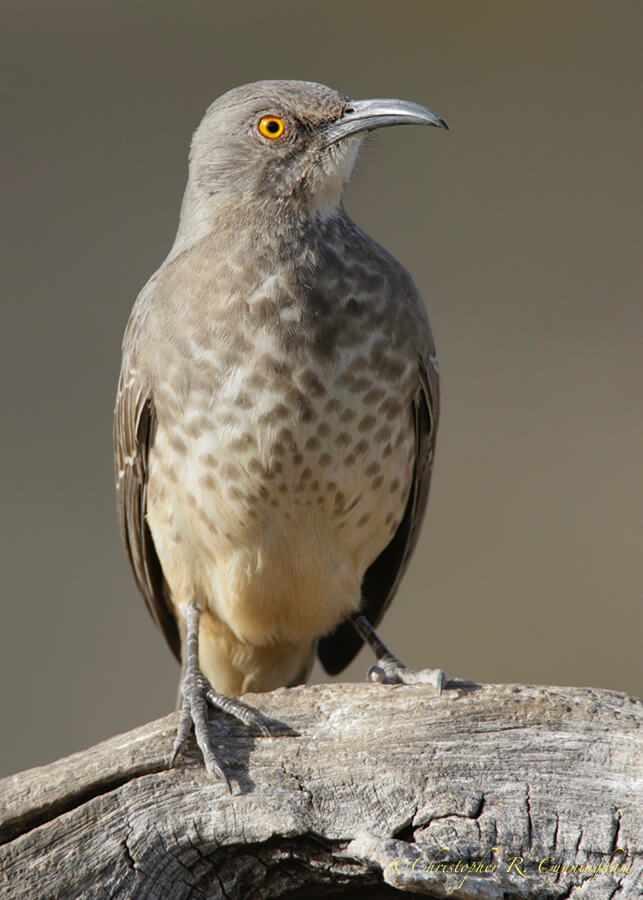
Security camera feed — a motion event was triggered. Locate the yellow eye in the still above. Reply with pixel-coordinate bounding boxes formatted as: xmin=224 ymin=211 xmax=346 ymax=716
xmin=258 ymin=115 xmax=286 ymax=139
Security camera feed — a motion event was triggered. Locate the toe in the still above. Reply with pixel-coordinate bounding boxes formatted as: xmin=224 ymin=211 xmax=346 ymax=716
xmin=367 ymin=664 xmax=396 ymax=684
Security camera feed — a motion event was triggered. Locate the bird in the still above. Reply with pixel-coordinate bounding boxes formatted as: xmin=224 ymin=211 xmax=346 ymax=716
xmin=114 ymin=80 xmax=448 ymax=785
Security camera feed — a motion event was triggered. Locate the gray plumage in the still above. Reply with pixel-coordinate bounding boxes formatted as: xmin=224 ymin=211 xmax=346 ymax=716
xmin=114 ymin=80 xmax=446 ymax=776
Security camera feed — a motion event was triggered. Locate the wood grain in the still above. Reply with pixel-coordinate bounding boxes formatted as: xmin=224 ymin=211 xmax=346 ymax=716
xmin=1 ymin=682 xmax=640 ymax=898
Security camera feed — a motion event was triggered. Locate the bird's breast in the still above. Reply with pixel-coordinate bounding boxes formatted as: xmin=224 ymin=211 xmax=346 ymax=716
xmin=145 ymin=274 xmax=420 ymax=647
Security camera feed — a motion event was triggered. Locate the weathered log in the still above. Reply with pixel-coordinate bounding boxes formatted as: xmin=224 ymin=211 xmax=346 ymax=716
xmin=0 ymin=682 xmax=641 ymax=898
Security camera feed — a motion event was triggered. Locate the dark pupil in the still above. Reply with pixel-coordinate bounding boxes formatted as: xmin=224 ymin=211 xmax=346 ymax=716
xmin=267 ymin=120 xmax=280 ymax=133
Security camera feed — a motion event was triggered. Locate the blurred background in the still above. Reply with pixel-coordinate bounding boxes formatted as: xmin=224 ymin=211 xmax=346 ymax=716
xmin=2 ymin=1 xmax=641 ymax=777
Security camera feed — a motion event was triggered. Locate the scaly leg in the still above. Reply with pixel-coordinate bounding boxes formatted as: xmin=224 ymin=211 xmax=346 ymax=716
xmin=169 ymin=600 xmax=270 ymax=788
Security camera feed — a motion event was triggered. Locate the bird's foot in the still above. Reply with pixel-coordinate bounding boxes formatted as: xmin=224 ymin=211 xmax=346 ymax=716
xmin=351 ymin=613 xmax=446 ymax=695
xmin=367 ymin=653 xmax=446 ymax=695
xmin=169 ymin=602 xmax=270 ymax=788
xmin=170 ymin=670 xmax=270 ymax=788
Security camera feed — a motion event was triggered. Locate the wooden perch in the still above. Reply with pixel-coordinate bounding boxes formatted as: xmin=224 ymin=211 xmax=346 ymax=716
xmin=0 ymin=682 xmax=641 ymax=899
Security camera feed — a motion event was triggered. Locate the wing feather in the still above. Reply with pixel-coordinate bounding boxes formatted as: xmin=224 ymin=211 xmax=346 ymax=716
xmin=114 ymin=360 xmax=181 ymax=661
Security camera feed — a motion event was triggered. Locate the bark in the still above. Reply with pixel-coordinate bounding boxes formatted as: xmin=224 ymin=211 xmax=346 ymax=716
xmin=0 ymin=682 xmax=641 ymax=899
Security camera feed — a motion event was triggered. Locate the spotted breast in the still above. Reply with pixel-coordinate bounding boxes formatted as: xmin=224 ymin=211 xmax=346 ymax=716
xmin=127 ymin=213 xmax=432 ymax=695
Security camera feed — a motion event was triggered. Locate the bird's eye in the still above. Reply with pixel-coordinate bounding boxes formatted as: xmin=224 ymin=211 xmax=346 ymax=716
xmin=258 ymin=115 xmax=286 ymax=140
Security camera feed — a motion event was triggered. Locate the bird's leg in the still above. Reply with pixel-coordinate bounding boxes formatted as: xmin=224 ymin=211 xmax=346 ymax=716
xmin=169 ymin=600 xmax=270 ymax=787
xmin=351 ymin=613 xmax=446 ymax=695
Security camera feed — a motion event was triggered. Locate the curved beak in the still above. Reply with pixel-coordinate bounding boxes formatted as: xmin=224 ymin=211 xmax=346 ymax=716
xmin=324 ymin=98 xmax=448 ymax=146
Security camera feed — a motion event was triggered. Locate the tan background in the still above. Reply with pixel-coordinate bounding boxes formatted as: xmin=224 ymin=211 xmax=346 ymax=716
xmin=2 ymin=1 xmax=641 ymax=777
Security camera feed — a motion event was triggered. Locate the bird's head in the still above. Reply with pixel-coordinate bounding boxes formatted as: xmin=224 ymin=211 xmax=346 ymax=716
xmin=184 ymin=80 xmax=447 ymax=229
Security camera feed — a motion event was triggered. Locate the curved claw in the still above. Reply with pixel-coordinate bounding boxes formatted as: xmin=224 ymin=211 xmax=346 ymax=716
xmin=204 ymin=688 xmax=272 ymax=737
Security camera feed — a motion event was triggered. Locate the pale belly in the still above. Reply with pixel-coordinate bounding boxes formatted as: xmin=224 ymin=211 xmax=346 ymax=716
xmin=145 ymin=347 xmax=416 ymax=693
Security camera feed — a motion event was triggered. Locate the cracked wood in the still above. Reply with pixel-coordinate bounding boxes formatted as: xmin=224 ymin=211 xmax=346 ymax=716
xmin=0 ymin=682 xmax=641 ymax=898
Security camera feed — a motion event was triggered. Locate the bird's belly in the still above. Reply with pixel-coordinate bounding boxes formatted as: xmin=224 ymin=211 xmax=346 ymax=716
xmin=146 ymin=355 xmax=416 ymax=648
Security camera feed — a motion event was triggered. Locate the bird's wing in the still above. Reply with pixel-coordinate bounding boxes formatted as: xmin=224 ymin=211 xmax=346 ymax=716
xmin=114 ymin=360 xmax=181 ymax=661
xmin=317 ymin=352 xmax=439 ymax=674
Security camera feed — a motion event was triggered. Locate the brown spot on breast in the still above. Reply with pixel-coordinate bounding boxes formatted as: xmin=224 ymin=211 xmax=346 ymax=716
xmin=318 ymin=454 xmax=332 ymax=467
xmin=379 ymin=397 xmax=403 ymax=422
xmin=230 ymin=433 xmax=257 ymax=453
xmin=258 ymin=354 xmax=293 ymax=378
xmin=353 ymin=439 xmax=369 ymax=455
xmin=220 ymin=463 xmax=241 ymax=481
xmin=198 ymin=414 xmax=215 ymax=432
xmin=233 ymin=334 xmax=253 ymax=354
xmin=293 ymin=453 xmax=304 ymax=466
xmin=299 ymin=369 xmax=327 ymax=397
xmin=372 ymin=476 xmax=384 ymax=489
xmin=300 ymin=467 xmax=312 ymax=482
xmin=340 ymin=408 xmax=356 ymax=423
xmin=325 ymin=397 xmax=341 ymax=413
xmin=300 ymin=402 xmax=317 ymax=423
xmin=336 ymin=372 xmax=355 ymax=389
xmin=348 ymin=354 xmax=369 ymax=372
xmin=184 ymin=419 xmax=202 ymax=439
xmin=192 ymin=358 xmax=221 ymax=383
xmin=200 ymin=453 xmax=218 ymax=468
xmin=375 ymin=425 xmax=392 ymax=443
xmin=356 ymin=513 xmax=371 ymax=528
xmin=275 ymin=427 xmax=296 ymax=450
xmin=390 ymin=478 xmax=400 ymax=493
xmin=358 ymin=414 xmax=376 ymax=433
xmin=201 ymin=514 xmax=218 ymax=535
xmin=326 ymin=481 xmax=337 ymax=493
xmin=235 ymin=392 xmax=253 ymax=409
xmin=247 ymin=458 xmax=266 ymax=476
xmin=258 ymin=403 xmax=290 ymax=426
xmin=169 ymin=434 xmax=187 ymax=454
xmin=305 ymin=436 xmax=321 ymax=452
xmin=248 ymin=372 xmax=266 ymax=390
xmin=380 ymin=358 xmax=407 ymax=379
xmin=220 ymin=350 xmax=241 ymax=370
xmin=335 ymin=432 xmax=351 ymax=447
xmin=353 ymin=376 xmax=372 ymax=392
xmin=365 ymin=461 xmax=381 ymax=477
xmin=199 ymin=473 xmax=218 ymax=491
xmin=317 ymin=422 xmax=331 ymax=438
